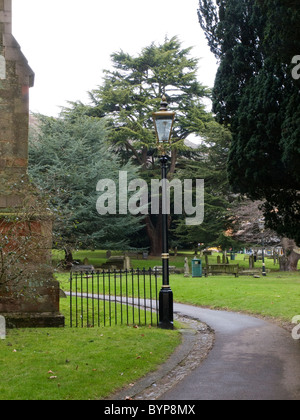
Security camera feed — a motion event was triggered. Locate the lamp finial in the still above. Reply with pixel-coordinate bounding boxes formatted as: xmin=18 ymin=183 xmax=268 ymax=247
xmin=160 ymin=95 xmax=168 ymax=111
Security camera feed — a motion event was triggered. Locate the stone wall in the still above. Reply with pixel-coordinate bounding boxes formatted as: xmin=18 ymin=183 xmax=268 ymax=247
xmin=0 ymin=0 xmax=64 ymax=327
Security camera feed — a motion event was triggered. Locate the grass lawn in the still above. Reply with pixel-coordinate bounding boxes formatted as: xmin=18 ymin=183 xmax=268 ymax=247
xmin=57 ymin=270 xmax=300 ymax=324
xmin=170 ymin=272 xmax=300 ymax=322
xmin=52 ymin=248 xmax=285 ymax=271
xmin=55 ymin=250 xmax=300 ymax=323
xmin=0 ymin=299 xmax=181 ymax=400
xmin=1 ymin=249 xmax=298 ymax=400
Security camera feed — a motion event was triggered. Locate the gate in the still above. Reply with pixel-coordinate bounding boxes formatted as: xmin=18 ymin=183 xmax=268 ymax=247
xmin=69 ymin=268 xmax=159 ymax=327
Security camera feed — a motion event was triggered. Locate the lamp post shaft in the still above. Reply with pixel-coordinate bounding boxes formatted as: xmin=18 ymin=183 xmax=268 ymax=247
xmin=159 ymin=155 xmax=173 ymax=329
xmin=262 ymin=235 xmax=266 ymax=276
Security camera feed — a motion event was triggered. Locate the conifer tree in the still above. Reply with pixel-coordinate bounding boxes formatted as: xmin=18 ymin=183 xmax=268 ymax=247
xmin=28 ymin=112 xmax=142 ymax=262
xmin=198 ymin=0 xmax=300 ymax=246
xmin=72 ymin=36 xmax=215 ymax=254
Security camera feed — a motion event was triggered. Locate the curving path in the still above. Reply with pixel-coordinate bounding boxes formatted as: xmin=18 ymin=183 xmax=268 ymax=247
xmin=159 ymin=303 xmax=300 ymax=400
xmin=67 ymin=291 xmax=300 ymax=400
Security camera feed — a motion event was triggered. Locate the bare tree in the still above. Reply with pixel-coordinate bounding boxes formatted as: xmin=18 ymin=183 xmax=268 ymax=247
xmin=231 ymin=199 xmax=280 ymax=245
xmin=231 ymin=198 xmax=300 ymax=271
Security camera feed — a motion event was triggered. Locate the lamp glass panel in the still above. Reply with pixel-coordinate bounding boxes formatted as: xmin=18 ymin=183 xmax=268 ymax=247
xmin=156 ymin=118 xmax=173 ymax=143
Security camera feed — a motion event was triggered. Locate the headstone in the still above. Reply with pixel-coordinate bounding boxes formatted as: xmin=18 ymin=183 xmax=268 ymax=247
xmin=217 ymin=255 xmax=221 ymax=264
xmin=71 ymin=265 xmax=95 ymax=272
xmin=279 ymin=256 xmax=289 ymax=271
xmin=106 ymin=250 xmax=112 ymax=259
xmin=0 ymin=1 xmax=64 ymax=328
xmin=184 ymin=257 xmax=190 ymax=278
xmin=205 ymin=254 xmax=209 ymax=267
xmin=249 ymin=255 xmax=255 ymax=269
xmin=124 ymin=255 xmax=131 ymax=271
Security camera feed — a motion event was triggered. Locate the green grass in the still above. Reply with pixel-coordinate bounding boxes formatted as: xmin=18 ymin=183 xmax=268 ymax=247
xmin=58 ymin=271 xmax=300 ymax=324
xmin=169 ymin=272 xmax=300 ymax=322
xmin=55 ymin=250 xmax=300 ymax=323
xmin=68 ymin=296 xmax=158 ymax=328
xmin=1 ymin=249 xmax=297 ymax=400
xmin=0 ymin=298 xmax=181 ymax=400
xmin=52 ymin=249 xmax=285 ymax=271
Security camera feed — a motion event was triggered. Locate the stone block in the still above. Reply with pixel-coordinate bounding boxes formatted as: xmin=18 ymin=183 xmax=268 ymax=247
xmin=0 ymin=196 xmax=7 ymax=207
xmin=0 ymin=158 xmax=6 ymax=169
xmin=0 ymin=0 xmax=64 ymax=328
xmin=3 ymin=313 xmax=65 ymax=329
xmin=5 ymin=195 xmax=23 ymax=207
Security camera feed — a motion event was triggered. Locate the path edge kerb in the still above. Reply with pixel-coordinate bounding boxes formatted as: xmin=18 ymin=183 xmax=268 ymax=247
xmin=107 ymin=315 xmax=215 ymax=401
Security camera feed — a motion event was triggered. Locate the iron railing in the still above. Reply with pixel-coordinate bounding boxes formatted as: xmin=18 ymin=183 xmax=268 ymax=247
xmin=69 ymin=268 xmax=159 ymax=328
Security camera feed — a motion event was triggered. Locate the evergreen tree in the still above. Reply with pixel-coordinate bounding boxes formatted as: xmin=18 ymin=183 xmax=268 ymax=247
xmin=68 ymin=36 xmax=215 ymax=254
xmin=28 ymin=112 xmax=142 ymax=262
xmin=198 ymin=0 xmax=300 ymax=246
xmin=172 ymin=122 xmax=235 ymax=249
xmin=83 ymin=36 xmax=211 ymax=170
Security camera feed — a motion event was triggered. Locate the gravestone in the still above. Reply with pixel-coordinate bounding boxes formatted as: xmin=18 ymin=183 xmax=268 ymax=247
xmin=124 ymin=255 xmax=131 ymax=271
xmin=184 ymin=257 xmax=190 ymax=278
xmin=106 ymin=250 xmax=112 ymax=259
xmin=249 ymin=255 xmax=255 ymax=269
xmin=71 ymin=265 xmax=95 ymax=273
xmin=0 ymin=1 xmax=64 ymax=327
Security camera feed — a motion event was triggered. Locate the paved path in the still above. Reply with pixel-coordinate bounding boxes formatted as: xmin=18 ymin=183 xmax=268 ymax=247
xmin=67 ymin=292 xmax=300 ymax=400
xmin=159 ymin=303 xmax=300 ymax=400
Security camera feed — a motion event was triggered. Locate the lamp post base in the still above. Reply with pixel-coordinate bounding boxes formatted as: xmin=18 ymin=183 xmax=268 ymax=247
xmin=159 ymin=286 xmax=174 ymax=330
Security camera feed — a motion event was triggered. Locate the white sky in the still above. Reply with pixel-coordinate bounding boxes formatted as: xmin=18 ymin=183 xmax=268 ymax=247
xmin=13 ymin=0 xmax=218 ymax=117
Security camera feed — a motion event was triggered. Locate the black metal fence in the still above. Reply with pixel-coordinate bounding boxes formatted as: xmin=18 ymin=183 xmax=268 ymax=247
xmin=69 ymin=268 xmax=159 ymax=328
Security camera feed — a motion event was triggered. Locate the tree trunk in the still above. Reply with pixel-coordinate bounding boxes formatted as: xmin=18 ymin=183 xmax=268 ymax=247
xmin=64 ymin=246 xmax=74 ymax=264
xmin=169 ymin=148 xmax=177 ymax=177
xmin=145 ymin=215 xmax=162 ymax=256
xmin=280 ymin=238 xmax=300 ymax=271
xmin=145 ymin=148 xmax=176 ymax=256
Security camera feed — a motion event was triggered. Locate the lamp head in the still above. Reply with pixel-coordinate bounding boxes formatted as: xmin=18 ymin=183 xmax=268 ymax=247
xmin=153 ymin=96 xmax=175 ymax=150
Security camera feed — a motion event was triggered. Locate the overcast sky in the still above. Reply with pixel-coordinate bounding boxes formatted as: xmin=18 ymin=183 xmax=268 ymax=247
xmin=13 ymin=0 xmax=218 ymax=117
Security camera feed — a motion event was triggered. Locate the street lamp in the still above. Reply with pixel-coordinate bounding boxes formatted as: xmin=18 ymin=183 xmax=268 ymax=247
xmin=153 ymin=96 xmax=175 ymax=330
xmin=258 ymin=218 xmax=267 ymax=277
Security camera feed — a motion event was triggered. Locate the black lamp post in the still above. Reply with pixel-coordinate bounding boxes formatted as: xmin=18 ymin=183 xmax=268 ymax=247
xmin=152 ymin=96 xmax=175 ymax=330
xmin=258 ymin=218 xmax=267 ymax=277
